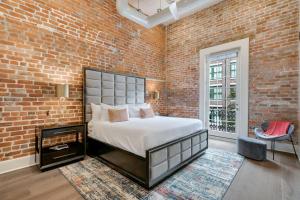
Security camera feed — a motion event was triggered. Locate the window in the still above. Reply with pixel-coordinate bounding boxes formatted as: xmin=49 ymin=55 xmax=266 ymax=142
xmin=209 ymin=64 xmax=222 ymax=80
xmin=230 ymin=61 xmax=236 ymax=78
xmin=229 ymin=86 xmax=236 ymax=99
xmin=209 ymin=106 xmax=219 ymax=127
xmin=228 ymin=86 xmax=236 ymax=99
xmin=210 ymin=86 xmax=222 ymax=100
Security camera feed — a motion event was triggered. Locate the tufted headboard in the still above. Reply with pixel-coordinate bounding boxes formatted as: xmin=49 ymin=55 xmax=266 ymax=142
xmin=83 ymin=68 xmax=146 ymax=122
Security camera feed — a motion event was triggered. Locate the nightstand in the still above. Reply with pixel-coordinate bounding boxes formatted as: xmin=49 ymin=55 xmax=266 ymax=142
xmin=35 ymin=123 xmax=86 ymax=171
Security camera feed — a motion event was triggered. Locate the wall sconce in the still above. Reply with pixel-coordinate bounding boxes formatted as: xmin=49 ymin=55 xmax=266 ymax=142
xmin=56 ymin=84 xmax=69 ymax=98
xmin=56 ymin=84 xmax=69 ymax=125
xmin=152 ymin=90 xmax=160 ymax=100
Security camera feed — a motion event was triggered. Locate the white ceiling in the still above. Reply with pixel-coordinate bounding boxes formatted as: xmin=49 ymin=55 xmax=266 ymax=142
xmin=128 ymin=0 xmax=181 ymax=16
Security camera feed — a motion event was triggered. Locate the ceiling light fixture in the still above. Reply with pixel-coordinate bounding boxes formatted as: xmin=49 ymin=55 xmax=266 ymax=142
xmin=117 ymin=0 xmax=223 ymax=29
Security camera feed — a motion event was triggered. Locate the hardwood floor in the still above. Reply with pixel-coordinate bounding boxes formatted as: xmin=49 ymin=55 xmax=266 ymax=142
xmin=210 ymin=139 xmax=300 ymax=200
xmin=0 ymin=139 xmax=299 ymax=200
xmin=0 ymin=165 xmax=82 ymax=200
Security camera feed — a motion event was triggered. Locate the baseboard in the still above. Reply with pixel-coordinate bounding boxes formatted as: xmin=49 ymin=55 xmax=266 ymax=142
xmin=210 ymin=135 xmax=299 ymax=158
xmin=0 ymin=155 xmax=37 ymax=175
xmin=265 ymin=141 xmax=299 ymax=155
xmin=209 ymin=135 xmax=236 ymax=143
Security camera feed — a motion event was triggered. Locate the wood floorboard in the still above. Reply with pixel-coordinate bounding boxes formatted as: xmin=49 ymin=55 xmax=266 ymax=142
xmin=209 ymin=139 xmax=300 ymax=200
xmin=0 ymin=139 xmax=299 ymax=200
xmin=0 ymin=167 xmax=82 ymax=200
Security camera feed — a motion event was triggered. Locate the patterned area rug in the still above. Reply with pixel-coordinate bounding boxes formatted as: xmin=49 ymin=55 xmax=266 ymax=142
xmin=60 ymin=148 xmax=244 ymax=200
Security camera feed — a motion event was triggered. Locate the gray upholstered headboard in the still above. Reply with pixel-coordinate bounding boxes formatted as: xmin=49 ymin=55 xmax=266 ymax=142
xmin=83 ymin=68 xmax=145 ymax=122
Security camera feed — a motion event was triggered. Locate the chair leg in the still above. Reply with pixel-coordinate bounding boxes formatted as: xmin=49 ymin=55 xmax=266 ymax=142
xmin=290 ymin=136 xmax=298 ymax=159
xmin=270 ymin=140 xmax=274 ymax=160
xmin=272 ymin=140 xmax=275 ymax=160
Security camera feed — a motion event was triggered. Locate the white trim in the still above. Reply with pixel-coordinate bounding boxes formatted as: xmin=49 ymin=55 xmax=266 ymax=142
xmin=209 ymin=83 xmax=222 ymax=86
xmin=117 ymin=0 xmax=223 ymax=28
xmin=209 ymin=62 xmax=223 ymax=66
xmin=265 ymin=142 xmax=299 ymax=158
xmin=209 ymin=105 xmax=223 ymax=107
xmin=209 ymin=135 xmax=236 ymax=143
xmin=0 ymin=155 xmax=37 ymax=174
xmin=210 ymin=137 xmax=300 ymax=159
xmin=199 ymin=38 xmax=249 ymax=139
xmin=209 ymin=131 xmax=238 ymax=139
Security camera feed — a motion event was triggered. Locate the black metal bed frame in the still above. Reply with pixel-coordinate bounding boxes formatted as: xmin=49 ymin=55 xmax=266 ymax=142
xmin=83 ymin=67 xmax=208 ymax=189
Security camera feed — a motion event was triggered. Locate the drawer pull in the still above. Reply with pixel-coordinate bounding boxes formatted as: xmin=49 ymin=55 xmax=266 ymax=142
xmin=53 ymin=153 xmax=76 ymax=160
xmin=52 ymin=129 xmax=78 ymax=135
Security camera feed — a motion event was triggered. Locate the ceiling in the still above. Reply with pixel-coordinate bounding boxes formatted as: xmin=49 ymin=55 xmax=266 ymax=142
xmin=128 ymin=0 xmax=181 ymax=16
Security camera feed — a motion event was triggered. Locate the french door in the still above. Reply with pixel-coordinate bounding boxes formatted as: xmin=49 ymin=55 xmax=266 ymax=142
xmin=207 ymin=51 xmax=239 ymax=139
xmin=199 ymin=39 xmax=249 ymax=140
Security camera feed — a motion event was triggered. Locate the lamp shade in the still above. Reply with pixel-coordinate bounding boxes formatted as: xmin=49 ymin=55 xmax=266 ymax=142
xmin=56 ymin=84 xmax=69 ymax=98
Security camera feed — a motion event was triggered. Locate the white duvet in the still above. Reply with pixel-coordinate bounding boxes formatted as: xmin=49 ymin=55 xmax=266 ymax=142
xmin=88 ymin=116 xmax=203 ymax=157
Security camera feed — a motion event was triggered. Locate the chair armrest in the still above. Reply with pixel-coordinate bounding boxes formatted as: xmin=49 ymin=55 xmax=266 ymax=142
xmin=287 ymin=124 xmax=295 ymax=136
xmin=254 ymin=128 xmax=268 ymax=139
xmin=254 ymin=127 xmax=264 ymax=134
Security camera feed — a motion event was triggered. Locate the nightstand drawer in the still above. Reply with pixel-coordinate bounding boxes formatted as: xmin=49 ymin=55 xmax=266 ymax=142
xmin=42 ymin=126 xmax=84 ymax=138
xmin=35 ymin=123 xmax=86 ymax=171
xmin=42 ymin=142 xmax=84 ymax=167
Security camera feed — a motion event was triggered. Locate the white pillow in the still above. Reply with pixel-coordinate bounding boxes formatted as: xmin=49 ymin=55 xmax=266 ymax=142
xmin=100 ymin=103 xmax=129 ymax=121
xmin=128 ymin=103 xmax=151 ymax=118
xmin=91 ymin=103 xmax=101 ymax=121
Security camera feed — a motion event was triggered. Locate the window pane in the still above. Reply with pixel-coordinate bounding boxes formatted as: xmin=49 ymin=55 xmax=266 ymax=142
xmin=230 ymin=62 xmax=236 ymax=78
xmin=210 ymin=64 xmax=222 ymax=80
xmin=208 ymin=53 xmax=238 ymax=134
xmin=228 ymin=86 xmax=236 ymax=99
xmin=209 ymin=86 xmax=222 ymax=100
xmin=210 ymin=88 xmax=214 ymax=99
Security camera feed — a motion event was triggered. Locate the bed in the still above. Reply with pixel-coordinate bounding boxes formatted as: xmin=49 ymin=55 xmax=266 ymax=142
xmin=84 ymin=68 xmax=208 ymax=189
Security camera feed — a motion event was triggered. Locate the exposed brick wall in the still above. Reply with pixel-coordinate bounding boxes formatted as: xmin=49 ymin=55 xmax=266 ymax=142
xmin=146 ymin=79 xmax=167 ymax=115
xmin=299 ymin=0 xmax=300 ymax=147
xmin=1 ymin=0 xmax=299 ymax=162
xmin=165 ymin=0 xmax=299 ymax=138
xmin=0 ymin=0 xmax=166 ymax=161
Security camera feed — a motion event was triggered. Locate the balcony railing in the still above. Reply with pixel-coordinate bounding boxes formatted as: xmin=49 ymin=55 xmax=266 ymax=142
xmin=209 ymin=107 xmax=236 ymax=133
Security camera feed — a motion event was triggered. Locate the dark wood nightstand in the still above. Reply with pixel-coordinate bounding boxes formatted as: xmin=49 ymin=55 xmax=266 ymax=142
xmin=35 ymin=123 xmax=86 ymax=171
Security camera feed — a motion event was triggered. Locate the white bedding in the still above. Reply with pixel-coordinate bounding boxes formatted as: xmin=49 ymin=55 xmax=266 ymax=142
xmin=88 ymin=116 xmax=203 ymax=157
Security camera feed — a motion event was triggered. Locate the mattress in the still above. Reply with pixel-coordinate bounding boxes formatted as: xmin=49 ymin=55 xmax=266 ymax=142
xmin=88 ymin=116 xmax=203 ymax=157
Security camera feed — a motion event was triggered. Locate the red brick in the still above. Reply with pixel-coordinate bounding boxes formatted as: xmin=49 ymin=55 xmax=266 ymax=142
xmin=0 ymin=0 xmax=163 ymax=160
xmin=165 ymin=0 xmax=299 ymax=140
xmin=1 ymin=0 xmax=297 ymax=161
